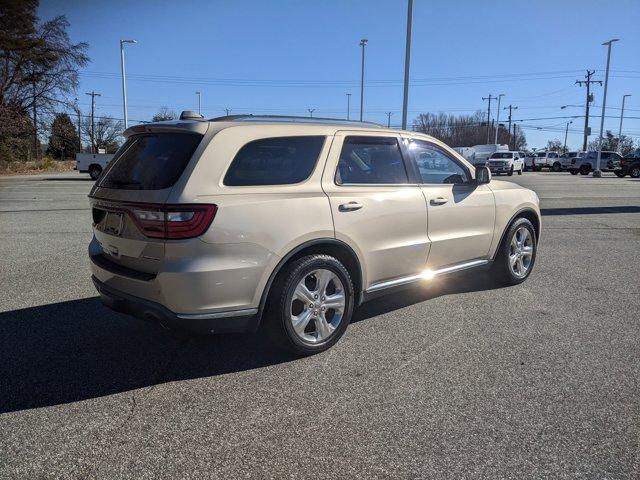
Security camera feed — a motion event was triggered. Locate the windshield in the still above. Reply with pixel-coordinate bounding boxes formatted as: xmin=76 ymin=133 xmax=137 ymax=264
xmin=490 ymin=153 xmax=512 ymax=159
xmin=535 ymin=152 xmax=546 ymax=157
xmin=98 ymin=133 xmax=203 ymax=190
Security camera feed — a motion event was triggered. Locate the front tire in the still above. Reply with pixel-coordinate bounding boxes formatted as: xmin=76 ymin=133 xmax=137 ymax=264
xmin=507 ymin=165 xmax=514 ymax=176
xmin=614 ymin=170 xmax=625 ymax=178
xmin=630 ymin=167 xmax=640 ymax=179
xmin=492 ymin=217 xmax=537 ymax=286
xmin=552 ymin=162 xmax=561 ymax=172
xmin=268 ymin=254 xmax=354 ymax=355
xmin=570 ymin=169 xmax=579 ymax=175
xmin=579 ymin=164 xmax=591 ymax=175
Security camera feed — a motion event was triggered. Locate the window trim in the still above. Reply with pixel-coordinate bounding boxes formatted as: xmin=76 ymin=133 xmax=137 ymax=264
xmin=222 ymin=135 xmax=326 ymax=187
xmin=333 ymin=135 xmax=415 ymax=187
xmin=402 ymin=138 xmax=472 ymax=186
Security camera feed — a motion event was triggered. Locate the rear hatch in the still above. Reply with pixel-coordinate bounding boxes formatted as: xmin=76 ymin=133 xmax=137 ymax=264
xmin=89 ymin=126 xmax=208 ymax=275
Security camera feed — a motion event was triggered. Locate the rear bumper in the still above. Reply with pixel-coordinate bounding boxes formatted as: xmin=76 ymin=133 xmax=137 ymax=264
xmin=92 ymin=276 xmax=259 ymax=334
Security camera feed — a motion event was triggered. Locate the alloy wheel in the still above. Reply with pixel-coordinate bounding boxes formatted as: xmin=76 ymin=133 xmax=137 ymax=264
xmin=289 ymin=269 xmax=345 ymax=344
xmin=509 ymin=227 xmax=534 ymax=278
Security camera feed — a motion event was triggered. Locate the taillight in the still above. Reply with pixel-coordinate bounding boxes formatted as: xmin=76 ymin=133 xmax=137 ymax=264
xmin=129 ymin=203 xmax=217 ymax=239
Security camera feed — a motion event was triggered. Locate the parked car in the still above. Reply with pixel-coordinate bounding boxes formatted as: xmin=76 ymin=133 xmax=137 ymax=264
xmin=487 ymin=151 xmax=524 ymax=176
xmin=559 ymin=151 xmax=586 ymax=171
xmin=568 ymin=151 xmax=623 ymax=175
xmin=470 ymin=144 xmax=510 ymax=166
xmin=88 ymin=114 xmax=541 ymax=355
xmin=76 ymin=153 xmax=115 ymax=180
xmin=529 ymin=151 xmax=560 ymax=171
xmin=614 ymin=156 xmax=640 ymax=178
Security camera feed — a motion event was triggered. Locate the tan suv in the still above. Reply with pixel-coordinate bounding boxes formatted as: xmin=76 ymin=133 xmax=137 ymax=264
xmin=89 ymin=113 xmax=541 ymax=355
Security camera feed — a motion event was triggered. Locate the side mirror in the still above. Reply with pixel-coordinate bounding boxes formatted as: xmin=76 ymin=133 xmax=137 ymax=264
xmin=475 ymin=166 xmax=491 ymax=184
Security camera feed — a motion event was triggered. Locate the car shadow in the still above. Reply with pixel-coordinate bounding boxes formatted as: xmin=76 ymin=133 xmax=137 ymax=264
xmin=1 ymin=273 xmax=499 ymax=414
xmin=43 ymin=176 xmax=92 ymax=181
xmin=540 ymin=206 xmax=640 ymax=216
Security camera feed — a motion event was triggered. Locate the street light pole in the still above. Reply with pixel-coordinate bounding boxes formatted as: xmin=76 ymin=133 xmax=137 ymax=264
xmin=119 ymin=39 xmax=136 ymax=129
xmin=196 ymin=91 xmax=201 ymax=115
xmin=482 ymin=94 xmax=494 ymax=144
xmin=308 ymin=108 xmax=315 ymax=118
xmin=564 ymin=121 xmax=573 ymax=152
xmin=401 ymin=0 xmax=413 ymax=130
xmin=386 ymin=112 xmax=393 ymax=128
xmin=494 ymin=94 xmax=504 ymax=145
xmin=359 ymin=39 xmax=368 ymax=122
xmin=594 ymin=38 xmax=619 ymax=178
xmin=224 ymin=107 xmax=232 ymax=116
xmin=617 ymin=94 xmax=631 ymax=153
xmin=346 ymin=93 xmax=351 ymax=120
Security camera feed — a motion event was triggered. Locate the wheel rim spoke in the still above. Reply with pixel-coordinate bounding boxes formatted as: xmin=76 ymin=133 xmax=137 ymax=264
xmin=291 ymin=309 xmax=313 ymax=337
xmin=313 ymin=269 xmax=335 ymax=295
xmin=323 ymin=292 xmax=345 ymax=311
xmin=315 ymin=314 xmax=334 ymax=340
xmin=294 ymin=283 xmax=315 ymax=305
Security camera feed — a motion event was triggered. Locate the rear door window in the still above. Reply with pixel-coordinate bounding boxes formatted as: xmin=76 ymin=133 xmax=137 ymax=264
xmin=336 ymin=136 xmax=408 ymax=184
xmin=224 ymin=136 xmax=325 ymax=186
xmin=98 ymin=133 xmax=202 ymax=190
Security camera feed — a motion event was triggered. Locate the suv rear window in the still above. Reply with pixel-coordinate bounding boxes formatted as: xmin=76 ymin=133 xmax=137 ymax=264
xmin=98 ymin=133 xmax=202 ymax=190
xmin=224 ymin=136 xmax=325 ymax=186
xmin=490 ymin=153 xmax=512 ymax=159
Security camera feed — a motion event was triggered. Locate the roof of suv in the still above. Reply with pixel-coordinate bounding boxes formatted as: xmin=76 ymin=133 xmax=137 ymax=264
xmin=123 ymin=114 xmax=409 ymax=138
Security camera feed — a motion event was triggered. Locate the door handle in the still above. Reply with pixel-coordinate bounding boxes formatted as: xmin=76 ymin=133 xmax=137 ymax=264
xmin=339 ymin=201 xmax=363 ymax=212
xmin=430 ymin=197 xmax=449 ymax=206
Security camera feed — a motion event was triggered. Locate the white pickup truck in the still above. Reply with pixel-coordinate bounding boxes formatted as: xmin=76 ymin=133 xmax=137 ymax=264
xmin=75 ymin=153 xmax=115 ymax=180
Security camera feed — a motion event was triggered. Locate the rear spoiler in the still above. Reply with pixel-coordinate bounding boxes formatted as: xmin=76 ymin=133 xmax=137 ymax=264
xmin=123 ymin=121 xmax=209 ymax=138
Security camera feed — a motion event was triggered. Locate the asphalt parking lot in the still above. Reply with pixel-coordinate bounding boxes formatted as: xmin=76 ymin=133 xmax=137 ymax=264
xmin=1 ymin=171 xmax=639 ymax=479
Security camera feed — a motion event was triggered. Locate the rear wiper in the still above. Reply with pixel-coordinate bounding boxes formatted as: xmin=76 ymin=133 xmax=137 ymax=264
xmin=109 ymin=180 xmax=142 ymax=188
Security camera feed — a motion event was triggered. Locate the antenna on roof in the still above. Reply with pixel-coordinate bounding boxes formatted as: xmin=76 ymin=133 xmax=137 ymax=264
xmin=180 ymin=110 xmax=204 ymax=120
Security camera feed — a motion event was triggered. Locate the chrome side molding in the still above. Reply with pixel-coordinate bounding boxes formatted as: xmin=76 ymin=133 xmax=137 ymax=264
xmin=177 ymin=308 xmax=258 ymax=320
xmin=366 ymin=259 xmax=489 ymax=294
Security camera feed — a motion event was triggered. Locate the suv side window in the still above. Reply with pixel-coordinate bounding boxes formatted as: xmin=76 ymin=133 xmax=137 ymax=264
xmin=224 ymin=136 xmax=325 ymax=186
xmin=336 ymin=136 xmax=408 ymax=184
xmin=406 ymin=140 xmax=469 ymax=184
xmin=549 ymin=152 xmax=558 ymax=158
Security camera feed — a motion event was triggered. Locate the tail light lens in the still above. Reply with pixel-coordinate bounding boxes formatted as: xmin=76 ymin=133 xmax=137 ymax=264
xmin=128 ymin=203 xmax=217 ymax=239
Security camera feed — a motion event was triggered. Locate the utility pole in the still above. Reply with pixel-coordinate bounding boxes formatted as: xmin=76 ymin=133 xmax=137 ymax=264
xmin=617 ymin=94 xmax=631 ymax=153
xmin=359 ymin=39 xmax=368 ymax=121
xmin=575 ymin=70 xmax=602 ymax=151
xmin=494 ymin=94 xmax=505 ymax=145
xmin=503 ymin=104 xmax=518 ymax=149
xmin=386 ymin=112 xmax=393 ymax=128
xmin=224 ymin=108 xmax=232 ymax=116
xmin=563 ymin=121 xmax=573 ymax=152
xmin=119 ymin=39 xmax=136 ymax=129
xmin=308 ymin=108 xmax=315 ymax=118
xmin=346 ymin=93 xmax=351 ymax=120
xmin=482 ymin=94 xmax=494 ymax=144
xmin=196 ymin=91 xmax=202 ymax=115
xmin=85 ymin=91 xmax=101 ymax=154
xmin=401 ymin=0 xmax=413 ymax=130
xmin=74 ymin=98 xmax=82 ymax=152
xmin=594 ymin=38 xmax=619 ymax=178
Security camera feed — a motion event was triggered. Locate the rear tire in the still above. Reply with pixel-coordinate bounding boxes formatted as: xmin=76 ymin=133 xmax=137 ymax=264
xmin=579 ymin=164 xmax=591 ymax=175
xmin=614 ymin=170 xmax=625 ymax=178
xmin=492 ymin=217 xmax=537 ymax=286
xmin=89 ymin=165 xmax=102 ymax=180
xmin=552 ymin=162 xmax=561 ymax=172
xmin=267 ymin=254 xmax=354 ymax=355
xmin=517 ymin=166 xmax=522 ymax=175
xmin=630 ymin=167 xmax=640 ymax=179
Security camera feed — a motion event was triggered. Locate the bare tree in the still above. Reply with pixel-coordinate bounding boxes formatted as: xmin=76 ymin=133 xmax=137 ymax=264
xmin=0 ymin=1 xmax=88 ymax=160
xmin=81 ymin=115 xmax=122 ymax=153
xmin=152 ymin=106 xmax=177 ymax=122
xmin=412 ymin=111 xmax=526 ymax=149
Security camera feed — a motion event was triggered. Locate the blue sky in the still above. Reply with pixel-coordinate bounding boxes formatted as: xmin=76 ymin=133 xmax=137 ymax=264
xmin=39 ymin=0 xmax=640 ymax=150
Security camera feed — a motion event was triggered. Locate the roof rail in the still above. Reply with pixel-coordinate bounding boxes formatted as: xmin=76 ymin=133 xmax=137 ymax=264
xmin=208 ymin=114 xmax=383 ymax=128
